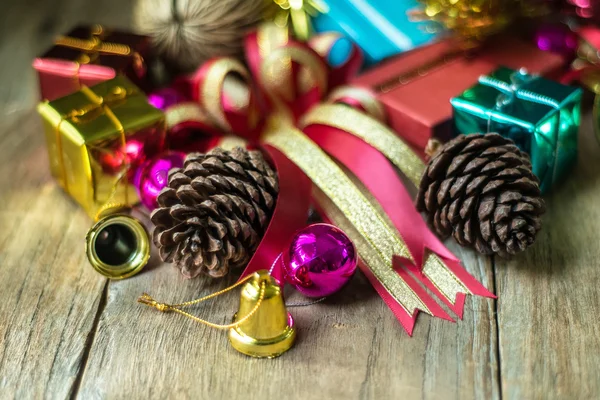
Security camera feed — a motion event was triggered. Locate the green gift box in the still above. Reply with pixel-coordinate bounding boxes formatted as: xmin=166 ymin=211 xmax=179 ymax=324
xmin=451 ymin=67 xmax=582 ymax=193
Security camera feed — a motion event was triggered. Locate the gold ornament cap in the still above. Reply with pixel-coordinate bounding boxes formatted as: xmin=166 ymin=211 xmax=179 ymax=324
xmin=228 ymin=270 xmax=296 ymax=358
xmin=86 ymin=214 xmax=150 ymax=279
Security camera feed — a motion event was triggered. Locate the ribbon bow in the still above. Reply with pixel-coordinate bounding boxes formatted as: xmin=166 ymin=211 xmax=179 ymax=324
xmin=166 ymin=23 xmax=494 ymax=335
xmin=480 ymin=68 xmax=561 ymax=110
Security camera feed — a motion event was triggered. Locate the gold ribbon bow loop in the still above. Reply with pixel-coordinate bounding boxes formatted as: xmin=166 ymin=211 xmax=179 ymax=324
xmin=66 ymin=85 xmax=133 ymax=124
xmin=326 ymin=86 xmax=387 ymax=124
xmin=255 ymin=23 xmax=328 ymax=117
xmin=260 ymin=45 xmax=328 ymax=106
xmin=200 ymin=58 xmax=257 ymax=134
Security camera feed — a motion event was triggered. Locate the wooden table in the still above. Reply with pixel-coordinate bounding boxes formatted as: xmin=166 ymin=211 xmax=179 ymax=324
xmin=2 ymin=1 xmax=600 ymax=398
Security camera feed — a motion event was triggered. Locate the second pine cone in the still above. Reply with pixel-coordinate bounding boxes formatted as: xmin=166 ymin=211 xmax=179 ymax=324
xmin=417 ymin=133 xmax=546 ymax=257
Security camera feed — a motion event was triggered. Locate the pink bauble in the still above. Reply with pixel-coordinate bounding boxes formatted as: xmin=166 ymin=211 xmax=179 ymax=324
xmin=147 ymin=87 xmax=186 ymax=111
xmin=134 ymin=151 xmax=186 ymax=211
xmin=284 ymin=224 xmax=357 ymax=298
xmin=534 ymin=23 xmax=578 ymax=57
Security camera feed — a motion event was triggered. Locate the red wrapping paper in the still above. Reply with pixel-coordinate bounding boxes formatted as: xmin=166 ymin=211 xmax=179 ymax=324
xmin=351 ymin=36 xmax=566 ymax=155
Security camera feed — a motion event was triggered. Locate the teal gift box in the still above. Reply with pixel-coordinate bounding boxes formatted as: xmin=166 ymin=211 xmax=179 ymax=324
xmin=451 ymin=67 xmax=582 ymax=193
xmin=312 ymin=0 xmax=438 ymax=66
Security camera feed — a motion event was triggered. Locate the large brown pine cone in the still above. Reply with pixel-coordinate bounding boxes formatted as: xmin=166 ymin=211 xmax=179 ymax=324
xmin=416 ymin=133 xmax=546 ymax=257
xmin=151 ymin=147 xmax=278 ymax=278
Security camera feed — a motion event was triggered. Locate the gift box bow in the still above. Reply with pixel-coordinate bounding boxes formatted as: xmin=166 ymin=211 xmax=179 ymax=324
xmin=166 ymin=23 xmax=494 ymax=335
xmin=53 ymin=25 xmax=146 ymax=75
xmin=470 ymin=67 xmax=576 ymax=130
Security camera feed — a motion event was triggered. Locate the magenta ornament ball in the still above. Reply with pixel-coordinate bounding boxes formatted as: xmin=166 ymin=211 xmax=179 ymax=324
xmin=134 ymin=151 xmax=186 ymax=211
xmin=534 ymin=23 xmax=578 ymax=57
xmin=284 ymin=223 xmax=357 ymax=298
xmin=147 ymin=87 xmax=186 ymax=111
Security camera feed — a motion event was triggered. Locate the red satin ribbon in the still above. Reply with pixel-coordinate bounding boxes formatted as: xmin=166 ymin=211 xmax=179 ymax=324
xmin=238 ymin=145 xmax=312 ymax=283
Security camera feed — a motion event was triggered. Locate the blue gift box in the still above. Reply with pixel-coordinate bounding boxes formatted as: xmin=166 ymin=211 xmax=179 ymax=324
xmin=312 ymin=0 xmax=438 ymax=66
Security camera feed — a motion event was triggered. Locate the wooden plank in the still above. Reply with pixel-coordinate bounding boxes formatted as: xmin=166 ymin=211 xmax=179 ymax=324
xmin=0 ymin=0 xmax=134 ymax=397
xmin=496 ymin=113 xmax=600 ymax=399
xmin=77 ymin=238 xmax=498 ymax=399
xmin=0 ymin=109 xmax=108 ymax=399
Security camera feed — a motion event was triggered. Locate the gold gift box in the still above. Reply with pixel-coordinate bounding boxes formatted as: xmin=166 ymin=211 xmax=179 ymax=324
xmin=37 ymin=76 xmax=166 ymax=219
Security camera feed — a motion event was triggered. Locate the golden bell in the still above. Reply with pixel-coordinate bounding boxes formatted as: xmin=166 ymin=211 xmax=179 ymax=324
xmin=85 ymin=214 xmax=150 ymax=279
xmin=228 ymin=270 xmax=296 ymax=358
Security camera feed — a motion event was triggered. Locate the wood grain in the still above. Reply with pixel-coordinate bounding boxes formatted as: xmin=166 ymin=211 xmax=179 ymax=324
xmin=495 ymin=112 xmax=600 ymax=399
xmin=0 ymin=0 xmax=599 ymax=398
xmin=76 ymin=242 xmax=497 ymax=400
xmin=0 ymin=0 xmax=133 ymax=398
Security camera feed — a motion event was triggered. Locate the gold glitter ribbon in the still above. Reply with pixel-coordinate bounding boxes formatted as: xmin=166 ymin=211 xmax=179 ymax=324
xmin=260 ymin=117 xmax=447 ymax=317
xmin=313 ymin=189 xmax=430 ymax=315
xmin=263 ymin=117 xmax=411 ymax=261
xmin=301 ymin=103 xmax=425 ymax=186
xmin=422 ymin=254 xmax=472 ymax=302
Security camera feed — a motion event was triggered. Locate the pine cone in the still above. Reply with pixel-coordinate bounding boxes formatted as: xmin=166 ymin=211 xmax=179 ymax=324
xmin=416 ymin=133 xmax=545 ymax=257
xmin=151 ymin=147 xmax=279 ymax=278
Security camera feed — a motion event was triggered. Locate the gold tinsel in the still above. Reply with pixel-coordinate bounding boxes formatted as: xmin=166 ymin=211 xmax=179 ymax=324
xmin=269 ymin=0 xmax=325 ymax=41
xmin=412 ymin=0 xmax=549 ymax=43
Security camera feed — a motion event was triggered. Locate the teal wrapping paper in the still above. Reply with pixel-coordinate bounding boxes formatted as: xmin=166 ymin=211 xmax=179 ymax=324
xmin=451 ymin=67 xmax=582 ymax=193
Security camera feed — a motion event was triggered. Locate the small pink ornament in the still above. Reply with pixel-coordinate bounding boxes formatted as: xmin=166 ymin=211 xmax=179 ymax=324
xmin=284 ymin=223 xmax=357 ymax=298
xmin=534 ymin=23 xmax=578 ymax=57
xmin=134 ymin=151 xmax=186 ymax=211
xmin=147 ymin=87 xmax=186 ymax=111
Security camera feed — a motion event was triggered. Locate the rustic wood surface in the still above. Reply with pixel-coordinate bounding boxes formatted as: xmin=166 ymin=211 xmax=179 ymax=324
xmin=0 ymin=1 xmax=598 ymax=399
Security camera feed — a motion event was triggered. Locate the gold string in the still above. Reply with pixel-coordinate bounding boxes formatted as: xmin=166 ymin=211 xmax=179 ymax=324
xmin=137 ymin=274 xmax=266 ymax=330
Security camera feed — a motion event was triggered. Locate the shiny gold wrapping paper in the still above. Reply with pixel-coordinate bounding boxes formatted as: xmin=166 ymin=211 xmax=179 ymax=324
xmin=37 ymin=76 xmax=165 ymax=218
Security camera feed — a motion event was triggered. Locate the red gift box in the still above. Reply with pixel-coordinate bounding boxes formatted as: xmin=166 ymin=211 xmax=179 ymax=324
xmin=351 ymin=36 xmax=566 ymax=155
xmin=33 ymin=25 xmax=153 ymax=101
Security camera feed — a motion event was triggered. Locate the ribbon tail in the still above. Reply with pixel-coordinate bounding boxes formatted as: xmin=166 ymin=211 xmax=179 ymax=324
xmin=314 ymin=190 xmax=453 ymax=335
xmin=239 ymin=145 xmax=312 ymax=283
xmin=402 ymin=254 xmax=496 ymax=319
